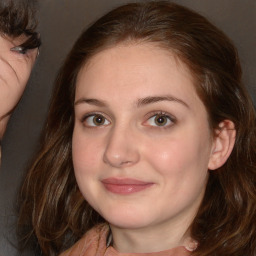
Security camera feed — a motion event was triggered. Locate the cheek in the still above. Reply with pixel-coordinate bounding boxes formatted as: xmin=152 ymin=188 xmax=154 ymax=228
xmin=147 ymin=134 xmax=211 ymax=209
xmin=146 ymin=130 xmax=211 ymax=179
xmin=5 ymin=59 xmax=31 ymax=96
xmin=18 ymin=62 xmax=33 ymax=85
xmin=72 ymin=134 xmax=101 ymax=173
xmin=12 ymin=51 xmax=36 ymax=81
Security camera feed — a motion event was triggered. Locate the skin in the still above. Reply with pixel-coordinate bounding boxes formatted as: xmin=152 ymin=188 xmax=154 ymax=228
xmin=72 ymin=43 xmax=226 ymax=253
xmin=0 ymin=34 xmax=38 ymax=139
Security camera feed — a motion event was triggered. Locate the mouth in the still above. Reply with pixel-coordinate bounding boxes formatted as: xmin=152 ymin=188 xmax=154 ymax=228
xmin=101 ymin=177 xmax=154 ymax=195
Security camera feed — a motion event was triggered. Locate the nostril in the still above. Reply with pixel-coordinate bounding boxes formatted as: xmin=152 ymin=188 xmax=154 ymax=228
xmin=103 ymin=128 xmax=140 ymax=168
xmin=120 ymin=160 xmax=132 ymax=166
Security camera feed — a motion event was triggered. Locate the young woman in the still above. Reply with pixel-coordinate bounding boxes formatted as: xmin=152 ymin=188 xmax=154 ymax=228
xmin=18 ymin=1 xmax=256 ymax=256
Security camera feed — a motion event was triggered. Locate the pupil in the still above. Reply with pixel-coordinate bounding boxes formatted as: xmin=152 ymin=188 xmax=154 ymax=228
xmin=94 ymin=115 xmax=104 ymax=125
xmin=156 ymin=115 xmax=167 ymax=126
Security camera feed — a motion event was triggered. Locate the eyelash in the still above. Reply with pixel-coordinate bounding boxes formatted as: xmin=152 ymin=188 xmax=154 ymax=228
xmin=81 ymin=112 xmax=110 ymax=128
xmin=144 ymin=111 xmax=176 ymax=129
xmin=80 ymin=111 xmax=176 ymax=129
xmin=10 ymin=46 xmax=28 ymax=55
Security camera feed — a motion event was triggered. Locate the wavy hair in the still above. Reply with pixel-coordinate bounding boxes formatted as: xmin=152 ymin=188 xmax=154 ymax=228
xmin=18 ymin=1 xmax=256 ymax=255
xmin=0 ymin=0 xmax=41 ymax=50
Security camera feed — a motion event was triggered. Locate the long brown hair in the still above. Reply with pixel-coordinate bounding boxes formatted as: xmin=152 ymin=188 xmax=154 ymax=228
xmin=18 ymin=1 xmax=256 ymax=255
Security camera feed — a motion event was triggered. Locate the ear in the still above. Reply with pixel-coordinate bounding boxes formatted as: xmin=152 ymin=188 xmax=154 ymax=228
xmin=208 ymin=120 xmax=236 ymax=170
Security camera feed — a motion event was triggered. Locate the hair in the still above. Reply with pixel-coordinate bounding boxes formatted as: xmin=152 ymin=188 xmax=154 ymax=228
xmin=17 ymin=1 xmax=256 ymax=255
xmin=0 ymin=0 xmax=41 ymax=50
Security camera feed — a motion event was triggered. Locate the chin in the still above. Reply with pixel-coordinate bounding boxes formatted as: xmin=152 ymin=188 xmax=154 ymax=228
xmin=99 ymin=206 xmax=153 ymax=229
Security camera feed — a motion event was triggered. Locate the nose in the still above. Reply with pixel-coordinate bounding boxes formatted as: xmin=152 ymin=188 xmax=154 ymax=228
xmin=103 ymin=126 xmax=140 ymax=168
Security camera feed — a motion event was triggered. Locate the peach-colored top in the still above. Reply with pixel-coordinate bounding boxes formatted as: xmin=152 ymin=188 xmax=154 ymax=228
xmin=60 ymin=224 xmax=192 ymax=256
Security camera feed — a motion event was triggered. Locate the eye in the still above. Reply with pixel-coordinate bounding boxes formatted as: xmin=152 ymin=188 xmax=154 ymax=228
xmin=10 ymin=46 xmax=28 ymax=54
xmin=19 ymin=48 xmax=28 ymax=55
xmin=146 ymin=113 xmax=174 ymax=127
xmin=83 ymin=114 xmax=110 ymax=127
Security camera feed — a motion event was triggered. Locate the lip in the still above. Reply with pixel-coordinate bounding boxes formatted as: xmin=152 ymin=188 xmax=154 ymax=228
xmin=101 ymin=178 xmax=154 ymax=195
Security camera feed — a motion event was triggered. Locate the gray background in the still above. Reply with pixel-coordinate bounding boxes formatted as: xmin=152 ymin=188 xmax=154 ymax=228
xmin=0 ymin=0 xmax=255 ymax=255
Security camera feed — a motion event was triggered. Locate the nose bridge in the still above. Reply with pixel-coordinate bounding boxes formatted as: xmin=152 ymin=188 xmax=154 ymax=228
xmin=103 ymin=122 xmax=140 ymax=168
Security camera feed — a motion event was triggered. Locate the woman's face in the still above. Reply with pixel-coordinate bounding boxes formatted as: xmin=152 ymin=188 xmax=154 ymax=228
xmin=0 ymin=34 xmax=38 ymax=119
xmin=0 ymin=34 xmax=38 ymax=140
xmin=72 ymin=43 xmax=215 ymax=233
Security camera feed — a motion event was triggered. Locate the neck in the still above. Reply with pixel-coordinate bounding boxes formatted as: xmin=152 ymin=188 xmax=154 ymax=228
xmin=110 ymin=219 xmax=196 ymax=253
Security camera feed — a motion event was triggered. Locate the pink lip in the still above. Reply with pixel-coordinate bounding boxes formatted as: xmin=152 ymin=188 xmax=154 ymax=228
xmin=101 ymin=178 xmax=154 ymax=195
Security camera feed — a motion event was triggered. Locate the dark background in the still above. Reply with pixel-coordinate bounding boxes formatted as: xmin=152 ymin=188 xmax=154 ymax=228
xmin=0 ymin=0 xmax=255 ymax=255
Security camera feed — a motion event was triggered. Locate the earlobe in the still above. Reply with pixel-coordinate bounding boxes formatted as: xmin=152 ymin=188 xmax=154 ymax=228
xmin=208 ymin=120 xmax=236 ymax=170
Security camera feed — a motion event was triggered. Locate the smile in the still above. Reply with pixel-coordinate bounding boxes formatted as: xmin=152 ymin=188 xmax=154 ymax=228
xmin=101 ymin=178 xmax=154 ymax=195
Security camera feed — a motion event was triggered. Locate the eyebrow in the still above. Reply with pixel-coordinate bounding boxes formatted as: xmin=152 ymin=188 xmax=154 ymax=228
xmin=137 ymin=95 xmax=189 ymax=108
xmin=74 ymin=98 xmax=108 ymax=107
xmin=74 ymin=95 xmax=189 ymax=108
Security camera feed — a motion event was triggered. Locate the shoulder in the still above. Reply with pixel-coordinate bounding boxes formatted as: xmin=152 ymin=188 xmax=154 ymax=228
xmin=60 ymin=223 xmax=109 ymax=256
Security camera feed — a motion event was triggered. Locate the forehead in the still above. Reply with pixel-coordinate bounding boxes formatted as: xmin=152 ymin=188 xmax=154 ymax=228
xmin=75 ymin=43 xmax=200 ymax=107
xmin=0 ymin=34 xmax=28 ymax=46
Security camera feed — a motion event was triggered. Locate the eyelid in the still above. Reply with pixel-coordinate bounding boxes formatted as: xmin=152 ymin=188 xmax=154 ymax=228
xmin=81 ymin=112 xmax=111 ymax=127
xmin=10 ymin=46 xmax=28 ymax=54
xmin=143 ymin=111 xmax=176 ymax=127
xmin=81 ymin=111 xmax=108 ymax=121
xmin=145 ymin=111 xmax=176 ymax=121
xmin=10 ymin=46 xmax=36 ymax=59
